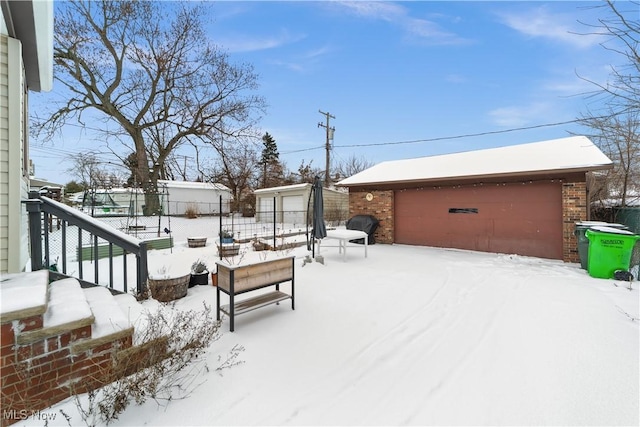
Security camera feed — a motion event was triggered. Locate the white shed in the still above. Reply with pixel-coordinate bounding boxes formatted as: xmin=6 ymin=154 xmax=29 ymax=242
xmin=254 ymin=183 xmax=349 ymax=225
xmin=159 ymin=180 xmax=232 ymax=215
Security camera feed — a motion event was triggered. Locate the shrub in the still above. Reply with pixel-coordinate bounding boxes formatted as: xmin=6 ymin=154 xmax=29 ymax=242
xmin=66 ymin=303 xmax=223 ymax=426
xmin=191 ymin=259 xmax=208 ymax=274
xmin=184 ymin=204 xmax=199 ymax=219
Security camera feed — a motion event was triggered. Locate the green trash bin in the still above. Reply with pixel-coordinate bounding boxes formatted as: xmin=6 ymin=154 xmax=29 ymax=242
xmin=585 ymin=226 xmax=640 ymax=279
xmin=574 ymin=222 xmax=628 ymax=270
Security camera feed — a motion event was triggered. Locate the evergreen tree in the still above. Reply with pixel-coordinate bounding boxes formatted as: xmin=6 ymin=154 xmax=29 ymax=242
xmin=259 ymin=132 xmax=280 ymax=187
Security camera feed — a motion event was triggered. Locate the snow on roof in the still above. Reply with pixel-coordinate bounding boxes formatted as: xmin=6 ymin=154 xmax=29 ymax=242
xmin=158 ymin=180 xmax=231 ymax=192
xmin=254 ymin=183 xmax=347 ymax=195
xmin=254 ymin=183 xmax=311 ymax=194
xmin=337 ymin=136 xmax=612 ymax=187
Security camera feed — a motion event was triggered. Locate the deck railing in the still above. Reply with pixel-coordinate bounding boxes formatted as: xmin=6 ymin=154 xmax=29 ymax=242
xmin=24 ymin=191 xmax=148 ymax=295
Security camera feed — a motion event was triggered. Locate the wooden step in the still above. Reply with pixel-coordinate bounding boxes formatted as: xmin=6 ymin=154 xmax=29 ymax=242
xmin=17 ymin=277 xmax=95 ymax=345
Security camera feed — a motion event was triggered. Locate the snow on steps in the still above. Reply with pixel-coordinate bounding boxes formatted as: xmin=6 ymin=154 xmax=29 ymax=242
xmin=0 ymin=269 xmax=49 ymax=323
xmin=71 ymin=286 xmax=134 ymax=354
xmin=13 ymin=276 xmax=95 ymax=345
xmin=1 ymin=270 xmax=165 ymax=351
xmin=1 ymin=272 xmax=134 ymax=350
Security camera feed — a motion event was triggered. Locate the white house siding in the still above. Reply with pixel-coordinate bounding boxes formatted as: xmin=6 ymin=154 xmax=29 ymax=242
xmin=0 ymin=35 xmax=29 ymax=273
xmin=158 ymin=180 xmax=232 ymax=216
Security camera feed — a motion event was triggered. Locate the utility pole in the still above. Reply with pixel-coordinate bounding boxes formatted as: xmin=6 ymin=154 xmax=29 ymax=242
xmin=318 ymin=110 xmax=335 ymax=187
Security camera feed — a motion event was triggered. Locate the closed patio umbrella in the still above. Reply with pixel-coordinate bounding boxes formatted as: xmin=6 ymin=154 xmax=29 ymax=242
xmin=309 ymin=176 xmax=326 ymax=257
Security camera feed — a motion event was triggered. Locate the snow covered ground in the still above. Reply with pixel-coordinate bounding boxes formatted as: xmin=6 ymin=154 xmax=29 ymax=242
xmin=17 ymin=217 xmax=640 ymax=426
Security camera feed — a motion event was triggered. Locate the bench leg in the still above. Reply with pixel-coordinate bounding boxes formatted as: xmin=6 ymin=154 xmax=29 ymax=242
xmin=230 ymin=293 xmax=235 ymax=332
xmin=216 ymin=286 xmax=220 ymax=321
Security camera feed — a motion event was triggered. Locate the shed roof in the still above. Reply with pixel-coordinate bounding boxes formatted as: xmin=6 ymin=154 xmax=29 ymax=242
xmin=158 ymin=180 xmax=231 ymax=192
xmin=254 ymin=183 xmax=347 ymax=195
xmin=254 ymin=183 xmax=310 ymax=194
xmin=337 ymin=136 xmax=612 ymax=187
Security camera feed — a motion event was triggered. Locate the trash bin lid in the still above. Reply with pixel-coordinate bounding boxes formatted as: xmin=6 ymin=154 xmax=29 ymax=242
xmin=575 ymin=221 xmax=627 ymax=228
xmin=589 ymin=225 xmax=635 ymax=235
xmin=576 ymin=221 xmax=610 ymax=226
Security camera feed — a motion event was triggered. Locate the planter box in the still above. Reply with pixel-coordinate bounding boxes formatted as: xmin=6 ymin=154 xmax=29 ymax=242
xmin=188 ymin=237 xmax=207 ymax=248
xmin=148 ymin=273 xmax=190 ymax=302
xmin=189 ymin=272 xmax=209 ymax=287
xmin=77 ymin=236 xmax=173 ymax=261
xmin=218 ymin=244 xmax=240 ymax=257
xmin=216 ymin=256 xmax=295 ymax=332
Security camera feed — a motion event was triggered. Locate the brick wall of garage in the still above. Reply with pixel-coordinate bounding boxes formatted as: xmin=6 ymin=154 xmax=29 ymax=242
xmin=347 ymin=179 xmax=588 ymax=263
xmin=348 ymin=190 xmax=394 ymax=243
xmin=562 ymin=181 xmax=587 ymax=263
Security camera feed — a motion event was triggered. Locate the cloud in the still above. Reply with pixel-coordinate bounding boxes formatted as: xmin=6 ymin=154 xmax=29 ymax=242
xmin=336 ymin=1 xmax=471 ymax=45
xmin=217 ymin=29 xmax=306 ymax=53
xmin=488 ymin=102 xmax=551 ymax=127
xmin=266 ymin=44 xmax=333 ymax=73
xmin=497 ymin=6 xmax=601 ymax=49
xmin=445 ymin=74 xmax=468 ymax=84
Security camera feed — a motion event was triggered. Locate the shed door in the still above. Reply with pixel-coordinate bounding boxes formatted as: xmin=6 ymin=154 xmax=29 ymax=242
xmin=394 ymin=181 xmax=563 ymax=259
xmin=282 ymin=195 xmax=304 ymax=225
xmin=258 ymin=196 xmax=274 ymax=223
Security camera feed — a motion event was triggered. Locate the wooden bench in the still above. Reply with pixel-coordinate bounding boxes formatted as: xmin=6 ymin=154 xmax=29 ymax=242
xmin=215 ymin=256 xmax=295 ymax=332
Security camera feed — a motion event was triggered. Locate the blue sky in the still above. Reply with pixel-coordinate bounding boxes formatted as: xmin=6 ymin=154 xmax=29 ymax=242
xmin=30 ymin=1 xmax=629 ymax=185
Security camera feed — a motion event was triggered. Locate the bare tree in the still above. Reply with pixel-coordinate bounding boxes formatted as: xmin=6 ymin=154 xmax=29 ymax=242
xmin=67 ymin=152 xmax=123 ymax=189
xmin=35 ymin=1 xmax=265 ymax=215
xmin=578 ymin=1 xmax=640 ymax=209
xmin=206 ymin=139 xmax=259 ymax=212
xmin=296 ymin=159 xmax=323 ymax=184
xmin=581 ymin=108 xmax=640 ymax=207
xmin=578 ymin=1 xmax=640 ymax=113
xmin=333 ymin=154 xmax=375 ymax=181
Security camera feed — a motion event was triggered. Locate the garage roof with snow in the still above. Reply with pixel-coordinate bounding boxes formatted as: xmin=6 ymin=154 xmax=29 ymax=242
xmin=337 ymin=136 xmax=612 ymax=187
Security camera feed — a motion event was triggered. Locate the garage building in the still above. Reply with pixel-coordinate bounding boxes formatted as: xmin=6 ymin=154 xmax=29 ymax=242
xmin=337 ymin=136 xmax=612 ymax=262
xmin=254 ymin=183 xmax=348 ymax=226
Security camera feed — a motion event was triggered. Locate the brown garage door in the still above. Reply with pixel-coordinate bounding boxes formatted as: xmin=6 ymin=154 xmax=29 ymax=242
xmin=394 ymin=181 xmax=563 ymax=259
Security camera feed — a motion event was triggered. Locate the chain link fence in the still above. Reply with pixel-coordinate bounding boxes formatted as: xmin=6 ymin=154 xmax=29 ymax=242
xmin=42 ymin=195 xmax=350 ymax=266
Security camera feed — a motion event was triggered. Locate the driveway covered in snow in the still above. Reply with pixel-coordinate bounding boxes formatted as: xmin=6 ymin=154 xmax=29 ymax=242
xmin=38 ymin=242 xmax=639 ymax=426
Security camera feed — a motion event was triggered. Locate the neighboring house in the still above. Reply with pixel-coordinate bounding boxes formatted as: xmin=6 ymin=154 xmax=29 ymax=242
xmin=254 ymin=183 xmax=349 ymax=225
xmin=337 ymin=136 xmax=613 ymax=262
xmin=158 ymin=180 xmax=232 ymax=216
xmin=76 ymin=181 xmax=233 ymax=216
xmin=29 ymin=177 xmax=64 ymax=194
xmin=0 ymin=1 xmax=53 ymax=273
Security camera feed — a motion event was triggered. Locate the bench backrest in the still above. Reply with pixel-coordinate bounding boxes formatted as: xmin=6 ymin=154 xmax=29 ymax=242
xmin=217 ymin=257 xmax=294 ymax=293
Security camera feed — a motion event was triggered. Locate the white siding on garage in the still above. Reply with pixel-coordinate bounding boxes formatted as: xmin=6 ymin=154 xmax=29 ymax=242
xmin=282 ymin=195 xmax=304 ymax=225
xmin=158 ymin=180 xmax=232 ymax=215
xmin=257 ymin=196 xmax=275 ymax=223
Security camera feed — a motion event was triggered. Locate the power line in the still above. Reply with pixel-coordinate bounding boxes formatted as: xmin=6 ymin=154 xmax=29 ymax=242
xmin=336 ymin=118 xmax=587 ymax=149
xmin=280 ymin=116 xmax=606 ymax=156
xmin=281 ymin=145 xmax=325 ymax=155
